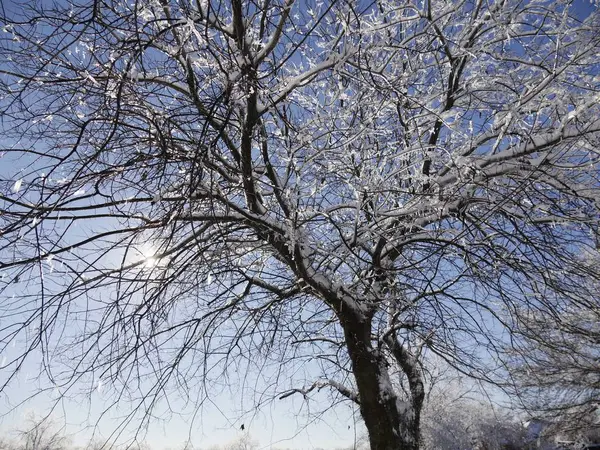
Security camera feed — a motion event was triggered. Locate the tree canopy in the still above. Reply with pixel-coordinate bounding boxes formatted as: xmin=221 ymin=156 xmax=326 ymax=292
xmin=1 ymin=0 xmax=600 ymax=448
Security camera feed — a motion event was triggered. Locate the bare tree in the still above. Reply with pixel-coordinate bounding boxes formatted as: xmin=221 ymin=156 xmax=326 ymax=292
xmin=1 ymin=0 xmax=600 ymax=449
xmin=15 ymin=416 xmax=70 ymax=450
xmin=0 ymin=439 xmax=16 ymax=450
xmin=421 ymin=379 xmax=527 ymax=450
xmin=222 ymin=433 xmax=258 ymax=450
xmin=506 ymin=271 xmax=600 ymax=433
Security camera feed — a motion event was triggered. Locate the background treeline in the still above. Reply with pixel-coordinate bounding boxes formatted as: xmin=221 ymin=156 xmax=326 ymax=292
xmin=3 ymin=397 xmax=599 ymax=450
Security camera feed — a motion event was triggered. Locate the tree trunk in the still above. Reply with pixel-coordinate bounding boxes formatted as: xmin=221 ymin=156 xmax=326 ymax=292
xmin=340 ymin=310 xmax=422 ymax=450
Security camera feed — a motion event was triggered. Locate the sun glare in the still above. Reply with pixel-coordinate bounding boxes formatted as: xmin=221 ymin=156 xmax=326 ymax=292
xmin=140 ymin=243 xmax=158 ymax=268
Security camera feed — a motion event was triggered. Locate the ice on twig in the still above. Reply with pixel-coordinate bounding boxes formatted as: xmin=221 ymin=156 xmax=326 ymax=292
xmin=13 ymin=179 xmax=22 ymax=193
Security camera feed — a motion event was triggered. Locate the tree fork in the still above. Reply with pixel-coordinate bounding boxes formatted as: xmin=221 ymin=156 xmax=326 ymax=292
xmin=339 ymin=309 xmax=421 ymax=450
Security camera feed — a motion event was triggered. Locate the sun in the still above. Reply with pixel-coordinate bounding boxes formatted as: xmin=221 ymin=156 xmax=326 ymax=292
xmin=140 ymin=243 xmax=158 ymax=268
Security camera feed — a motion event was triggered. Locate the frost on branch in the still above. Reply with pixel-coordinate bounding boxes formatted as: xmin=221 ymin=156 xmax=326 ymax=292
xmin=0 ymin=1 xmax=599 ymax=449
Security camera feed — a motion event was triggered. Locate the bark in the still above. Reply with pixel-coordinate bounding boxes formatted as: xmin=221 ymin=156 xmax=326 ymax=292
xmin=339 ymin=309 xmax=422 ymax=450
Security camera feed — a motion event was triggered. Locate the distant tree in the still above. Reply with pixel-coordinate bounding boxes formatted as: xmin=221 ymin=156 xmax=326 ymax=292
xmin=421 ymin=379 xmax=527 ymax=450
xmin=82 ymin=440 xmax=108 ymax=450
xmin=15 ymin=416 xmax=70 ymax=450
xmin=222 ymin=433 xmax=258 ymax=450
xmin=1 ymin=1 xmax=600 ymax=449
xmin=506 ymin=277 xmax=600 ymax=433
xmin=0 ymin=439 xmax=16 ymax=450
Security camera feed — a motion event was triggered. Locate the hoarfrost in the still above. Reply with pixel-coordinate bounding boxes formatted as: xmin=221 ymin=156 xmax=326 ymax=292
xmin=12 ymin=179 xmax=22 ymax=193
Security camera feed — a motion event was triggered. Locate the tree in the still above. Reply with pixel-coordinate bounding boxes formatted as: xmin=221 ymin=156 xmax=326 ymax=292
xmin=223 ymin=433 xmax=258 ymax=450
xmin=420 ymin=379 xmax=527 ymax=450
xmin=1 ymin=0 xmax=600 ymax=449
xmin=15 ymin=416 xmax=70 ymax=450
xmin=0 ymin=439 xmax=15 ymax=450
xmin=506 ymin=288 xmax=600 ymax=436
